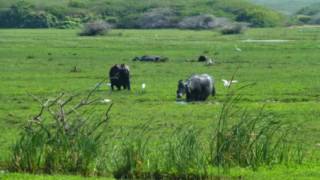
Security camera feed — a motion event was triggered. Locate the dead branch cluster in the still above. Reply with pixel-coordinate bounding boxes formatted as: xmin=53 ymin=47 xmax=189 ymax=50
xmin=27 ymin=81 xmax=112 ymax=136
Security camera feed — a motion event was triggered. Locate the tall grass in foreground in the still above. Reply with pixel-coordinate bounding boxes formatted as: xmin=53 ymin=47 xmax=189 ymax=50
xmin=107 ymin=87 xmax=304 ymax=179
xmin=8 ymin=83 xmax=112 ymax=176
xmin=7 ymin=84 xmax=305 ymax=178
xmin=211 ymin=84 xmax=304 ymax=171
xmin=109 ymin=125 xmax=208 ymax=179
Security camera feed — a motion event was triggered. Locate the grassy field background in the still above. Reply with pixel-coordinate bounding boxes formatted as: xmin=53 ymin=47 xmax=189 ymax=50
xmin=0 ymin=27 xmax=320 ymax=178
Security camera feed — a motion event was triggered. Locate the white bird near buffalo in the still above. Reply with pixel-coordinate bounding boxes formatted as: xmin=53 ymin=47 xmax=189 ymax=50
xmin=222 ymin=79 xmax=238 ymax=88
xmin=101 ymin=99 xmax=111 ymax=103
xmin=142 ymin=83 xmax=146 ymax=90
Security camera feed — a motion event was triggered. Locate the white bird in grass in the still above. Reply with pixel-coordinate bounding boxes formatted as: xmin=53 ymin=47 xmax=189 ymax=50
xmin=101 ymin=99 xmax=111 ymax=103
xmin=142 ymin=83 xmax=146 ymax=90
xmin=106 ymin=83 xmax=111 ymax=87
xmin=222 ymin=79 xmax=238 ymax=88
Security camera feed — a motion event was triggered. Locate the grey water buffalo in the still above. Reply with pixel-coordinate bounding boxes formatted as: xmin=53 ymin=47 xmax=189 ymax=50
xmin=133 ymin=55 xmax=168 ymax=62
xmin=109 ymin=64 xmax=130 ymax=90
xmin=176 ymin=74 xmax=215 ymax=102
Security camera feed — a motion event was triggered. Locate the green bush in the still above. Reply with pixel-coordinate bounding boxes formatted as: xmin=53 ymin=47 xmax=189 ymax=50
xmin=79 ymin=20 xmax=112 ymax=36
xmin=296 ymin=15 xmax=312 ymax=24
xmin=0 ymin=1 xmax=57 ymax=28
xmin=235 ymin=8 xmax=283 ymax=27
xmin=295 ymin=3 xmax=320 ymax=25
xmin=220 ymin=23 xmax=246 ymax=35
xmin=309 ymin=13 xmax=320 ymax=24
xmin=296 ymin=3 xmax=320 ymax=16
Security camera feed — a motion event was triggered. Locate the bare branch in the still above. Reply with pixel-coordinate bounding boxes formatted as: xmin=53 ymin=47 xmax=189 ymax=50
xmin=87 ymin=103 xmax=113 ymax=136
xmin=66 ymin=79 xmax=105 ymax=115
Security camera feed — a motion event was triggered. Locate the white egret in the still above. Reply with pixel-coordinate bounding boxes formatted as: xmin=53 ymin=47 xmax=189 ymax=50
xmin=222 ymin=79 xmax=238 ymax=88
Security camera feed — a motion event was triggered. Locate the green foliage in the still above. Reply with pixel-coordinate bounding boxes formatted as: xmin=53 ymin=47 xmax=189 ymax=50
xmin=220 ymin=23 xmax=246 ymax=35
xmin=0 ymin=1 xmax=57 ymax=28
xmin=79 ymin=20 xmax=111 ymax=36
xmin=295 ymin=3 xmax=320 ymax=25
xmin=0 ymin=0 xmax=284 ymax=28
xmin=296 ymin=15 xmax=312 ymax=24
xmin=296 ymin=3 xmax=320 ymax=16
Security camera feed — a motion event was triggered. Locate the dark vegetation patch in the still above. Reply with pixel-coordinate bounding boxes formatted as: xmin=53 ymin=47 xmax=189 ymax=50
xmin=79 ymin=20 xmax=111 ymax=36
xmin=292 ymin=3 xmax=320 ymax=25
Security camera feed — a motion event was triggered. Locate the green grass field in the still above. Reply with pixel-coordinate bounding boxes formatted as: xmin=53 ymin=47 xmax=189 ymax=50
xmin=0 ymin=27 xmax=320 ymax=178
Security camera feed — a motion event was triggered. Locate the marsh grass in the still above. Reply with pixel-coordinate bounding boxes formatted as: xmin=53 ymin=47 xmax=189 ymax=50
xmin=109 ymin=124 xmax=208 ymax=179
xmin=7 ymin=83 xmax=305 ymax=178
xmin=158 ymin=126 xmax=208 ymax=179
xmin=8 ymin=84 xmax=113 ymax=176
xmin=110 ymin=122 xmax=151 ymax=179
xmin=211 ymin=84 xmax=304 ymax=171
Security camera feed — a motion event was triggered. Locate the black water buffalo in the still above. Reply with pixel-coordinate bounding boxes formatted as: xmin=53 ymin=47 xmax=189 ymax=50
xmin=176 ymin=74 xmax=215 ymax=102
xmin=133 ymin=55 xmax=168 ymax=62
xmin=109 ymin=64 xmax=130 ymax=90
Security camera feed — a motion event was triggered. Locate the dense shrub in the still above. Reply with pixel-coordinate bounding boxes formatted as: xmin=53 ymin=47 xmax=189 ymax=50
xmin=309 ymin=13 xmax=320 ymax=24
xmin=0 ymin=1 xmax=57 ymax=28
xmin=295 ymin=3 xmax=320 ymax=25
xmin=136 ymin=8 xmax=177 ymax=29
xmin=79 ymin=20 xmax=111 ymax=36
xmin=55 ymin=16 xmax=82 ymax=29
xmin=178 ymin=14 xmax=230 ymax=29
xmin=296 ymin=15 xmax=312 ymax=24
xmin=220 ymin=23 xmax=246 ymax=35
xmin=235 ymin=8 xmax=283 ymax=27
xmin=296 ymin=3 xmax=320 ymax=16
xmin=24 ymin=11 xmax=58 ymax=28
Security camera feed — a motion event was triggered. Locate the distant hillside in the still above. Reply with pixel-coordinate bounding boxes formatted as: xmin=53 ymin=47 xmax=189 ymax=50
xmin=0 ymin=0 xmax=284 ymax=28
xmin=250 ymin=0 xmax=320 ymax=14
xmin=295 ymin=2 xmax=320 ymax=24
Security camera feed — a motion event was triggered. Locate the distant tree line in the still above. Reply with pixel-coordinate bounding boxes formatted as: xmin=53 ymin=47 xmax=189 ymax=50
xmin=0 ymin=0 xmax=285 ymax=29
xmin=294 ymin=3 xmax=320 ymax=25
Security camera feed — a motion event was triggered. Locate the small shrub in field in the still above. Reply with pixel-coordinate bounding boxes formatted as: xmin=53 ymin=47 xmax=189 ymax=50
xmin=79 ymin=20 xmax=111 ymax=36
xmin=296 ymin=15 xmax=312 ymax=24
xmin=220 ymin=23 xmax=246 ymax=35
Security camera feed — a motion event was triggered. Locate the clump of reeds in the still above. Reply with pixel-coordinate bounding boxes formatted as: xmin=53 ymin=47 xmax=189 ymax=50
xmin=8 ymin=82 xmax=112 ymax=176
